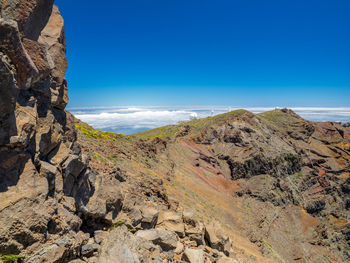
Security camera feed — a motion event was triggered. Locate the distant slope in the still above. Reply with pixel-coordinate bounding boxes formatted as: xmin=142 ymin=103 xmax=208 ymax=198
xmin=75 ymin=109 xmax=350 ymax=263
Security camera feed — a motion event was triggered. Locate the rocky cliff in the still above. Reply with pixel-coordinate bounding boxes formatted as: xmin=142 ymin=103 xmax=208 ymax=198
xmin=0 ymin=1 xmax=97 ymax=262
xmin=1 ymin=1 xmax=350 ymax=263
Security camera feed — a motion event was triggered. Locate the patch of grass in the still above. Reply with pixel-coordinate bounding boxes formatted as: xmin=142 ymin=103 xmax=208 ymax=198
xmin=179 ymin=109 xmax=251 ymax=138
xmin=261 ymin=240 xmax=286 ymax=263
xmin=111 ymin=221 xmax=125 ymax=229
xmin=285 ymin=153 xmax=299 ymax=162
xmin=75 ymin=122 xmax=131 ymax=142
xmin=128 ymin=228 xmax=137 ymax=233
xmin=134 ymin=109 xmax=252 ymax=140
xmin=133 ymin=125 xmax=180 ymax=140
xmin=107 ymin=156 xmax=118 ymax=162
xmin=0 ymin=255 xmax=20 ymax=263
xmin=258 ymin=109 xmax=302 ymax=134
xmin=91 ymin=152 xmax=107 ymax=163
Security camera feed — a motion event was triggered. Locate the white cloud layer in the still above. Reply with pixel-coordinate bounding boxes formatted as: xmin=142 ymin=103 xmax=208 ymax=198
xmin=69 ymin=106 xmax=350 ymax=134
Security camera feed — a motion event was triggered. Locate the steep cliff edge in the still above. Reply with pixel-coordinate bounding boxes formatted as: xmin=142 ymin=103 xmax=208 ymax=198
xmin=0 ymin=2 xmax=99 ymax=262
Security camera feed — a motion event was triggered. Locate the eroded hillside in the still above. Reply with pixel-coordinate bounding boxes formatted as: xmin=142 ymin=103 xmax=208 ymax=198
xmin=76 ymin=109 xmax=350 ymax=263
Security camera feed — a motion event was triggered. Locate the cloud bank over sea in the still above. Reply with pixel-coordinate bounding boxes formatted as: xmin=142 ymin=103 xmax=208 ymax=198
xmin=68 ymin=106 xmax=350 ymax=134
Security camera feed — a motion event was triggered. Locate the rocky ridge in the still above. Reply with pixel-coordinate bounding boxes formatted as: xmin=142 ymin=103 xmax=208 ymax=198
xmin=75 ymin=109 xmax=350 ymax=263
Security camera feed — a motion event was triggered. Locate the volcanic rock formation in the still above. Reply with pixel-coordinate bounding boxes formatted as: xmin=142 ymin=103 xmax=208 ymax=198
xmin=1 ymin=1 xmax=350 ymax=263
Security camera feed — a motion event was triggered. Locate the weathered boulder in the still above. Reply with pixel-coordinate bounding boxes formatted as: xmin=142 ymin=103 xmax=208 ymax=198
xmin=93 ymin=231 xmax=108 ymax=246
xmin=205 ymin=221 xmax=232 ymax=255
xmin=81 ymin=243 xmax=100 ymax=257
xmin=182 ymin=248 xmax=205 ymax=263
xmin=183 ymin=210 xmax=205 ymax=245
xmin=79 ymin=173 xmax=123 ymax=233
xmin=141 ymin=205 xmax=159 ymax=229
xmin=98 ymin=225 xmax=161 ymax=263
xmin=216 ymin=256 xmax=240 ymax=263
xmin=157 ymin=210 xmax=185 ymax=237
xmin=135 ymin=229 xmax=178 ymax=251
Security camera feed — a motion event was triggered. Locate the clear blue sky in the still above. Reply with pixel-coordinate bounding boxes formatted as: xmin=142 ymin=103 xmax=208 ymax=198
xmin=55 ymin=0 xmax=350 ymax=107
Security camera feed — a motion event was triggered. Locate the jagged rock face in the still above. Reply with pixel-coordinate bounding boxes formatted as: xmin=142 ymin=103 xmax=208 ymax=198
xmin=0 ymin=0 xmax=55 ymax=40
xmin=0 ymin=2 xmax=93 ymax=261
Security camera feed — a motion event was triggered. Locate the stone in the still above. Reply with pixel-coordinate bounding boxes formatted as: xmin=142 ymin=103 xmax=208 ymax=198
xmin=216 ymin=256 xmax=240 ymax=263
xmin=0 ymin=53 xmax=17 ymax=146
xmin=174 ymin=241 xmax=184 ymax=254
xmin=0 ymin=19 xmax=39 ymax=88
xmin=63 ymin=155 xmax=85 ymax=178
xmin=40 ymin=161 xmax=59 ymax=196
xmin=38 ymin=5 xmax=67 ymax=85
xmin=84 ymin=173 xmax=123 ymax=224
xmin=94 ymin=230 xmax=109 ymax=245
xmin=204 ymin=221 xmax=232 ymax=255
xmin=22 ymin=38 xmax=53 ymax=80
xmin=141 ymin=206 xmax=159 ymax=229
xmin=185 ymin=220 xmax=205 ymax=246
xmin=203 ymin=246 xmax=212 ymax=254
xmin=81 ymin=243 xmax=100 ymax=257
xmin=0 ymin=0 xmax=55 ymax=40
xmin=48 ymin=142 xmax=71 ymax=165
xmin=135 ymin=229 xmax=178 ymax=251
xmin=157 ymin=210 xmax=185 ymax=237
xmin=182 ymin=248 xmax=205 ymax=263
xmin=98 ymin=225 xmax=160 ymax=263
xmin=51 ymin=79 xmax=68 ymax=110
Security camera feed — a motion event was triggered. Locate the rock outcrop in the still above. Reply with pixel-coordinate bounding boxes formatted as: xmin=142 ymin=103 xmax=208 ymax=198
xmin=0 ymin=2 xmax=94 ymax=262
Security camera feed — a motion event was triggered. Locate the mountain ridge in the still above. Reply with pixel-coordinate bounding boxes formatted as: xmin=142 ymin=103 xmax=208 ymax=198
xmin=0 ymin=1 xmax=349 ymax=262
xmin=75 ymin=108 xmax=350 ymax=262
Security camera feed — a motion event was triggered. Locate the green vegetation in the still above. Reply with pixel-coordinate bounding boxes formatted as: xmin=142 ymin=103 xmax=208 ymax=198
xmin=128 ymin=228 xmax=137 ymax=233
xmin=259 ymin=109 xmax=301 ymax=134
xmin=285 ymin=153 xmax=299 ymax=162
xmin=261 ymin=240 xmax=286 ymax=263
xmin=110 ymin=221 xmax=125 ymax=230
xmin=180 ymin=109 xmax=250 ymax=137
xmin=0 ymin=255 xmax=20 ymax=263
xmin=133 ymin=109 xmax=251 ymax=140
xmin=133 ymin=125 xmax=180 ymax=140
xmin=75 ymin=122 xmax=130 ymax=141
xmin=113 ymin=221 xmax=125 ymax=227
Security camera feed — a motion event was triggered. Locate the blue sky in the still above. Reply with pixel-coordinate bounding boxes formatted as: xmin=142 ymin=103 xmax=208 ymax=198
xmin=56 ymin=0 xmax=350 ymax=107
